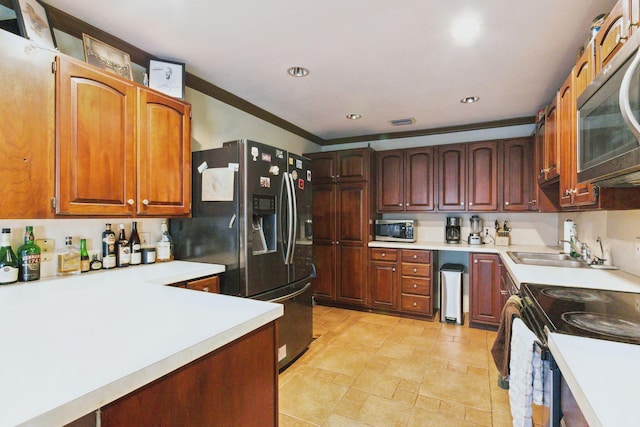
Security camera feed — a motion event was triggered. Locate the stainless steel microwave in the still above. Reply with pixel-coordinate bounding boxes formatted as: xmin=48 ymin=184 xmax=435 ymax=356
xmin=577 ymin=30 xmax=640 ymax=187
xmin=374 ymin=220 xmax=416 ymax=242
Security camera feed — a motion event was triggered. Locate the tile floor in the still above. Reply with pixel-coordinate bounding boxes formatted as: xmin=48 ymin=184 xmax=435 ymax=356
xmin=278 ymin=306 xmax=511 ymax=427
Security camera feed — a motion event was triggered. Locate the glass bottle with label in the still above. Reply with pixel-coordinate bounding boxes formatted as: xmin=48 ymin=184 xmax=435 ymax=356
xmin=80 ymin=239 xmax=90 ymax=273
xmin=129 ymin=221 xmax=142 ymax=266
xmin=156 ymin=219 xmax=173 ymax=262
xmin=57 ymin=236 xmax=80 ymax=276
xmin=90 ymin=254 xmax=103 ymax=271
xmin=17 ymin=226 xmax=41 ymax=281
xmin=102 ymin=223 xmax=116 ymax=269
xmin=0 ymin=228 xmax=19 ymax=285
xmin=116 ymin=224 xmax=130 ymax=268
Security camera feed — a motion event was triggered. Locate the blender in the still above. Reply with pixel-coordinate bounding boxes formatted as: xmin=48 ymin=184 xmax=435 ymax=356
xmin=468 ymin=215 xmax=483 ymax=245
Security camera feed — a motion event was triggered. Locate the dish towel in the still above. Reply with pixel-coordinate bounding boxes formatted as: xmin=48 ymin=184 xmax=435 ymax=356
xmin=491 ymin=294 xmax=523 ymax=378
xmin=509 ymin=318 xmax=538 ymax=427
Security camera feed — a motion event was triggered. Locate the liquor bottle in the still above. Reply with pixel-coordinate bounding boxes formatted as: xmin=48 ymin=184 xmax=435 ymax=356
xmin=0 ymin=228 xmax=19 ymax=285
xmin=129 ymin=221 xmax=142 ymax=266
xmin=116 ymin=224 xmax=130 ymax=268
xmin=102 ymin=223 xmax=116 ymax=269
xmin=80 ymin=239 xmax=90 ymax=273
xmin=156 ymin=219 xmax=173 ymax=262
xmin=57 ymin=236 xmax=80 ymax=276
xmin=90 ymin=254 xmax=103 ymax=271
xmin=17 ymin=226 xmax=41 ymax=282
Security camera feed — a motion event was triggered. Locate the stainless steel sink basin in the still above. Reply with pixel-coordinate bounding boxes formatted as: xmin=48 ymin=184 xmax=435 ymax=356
xmin=507 ymin=251 xmax=590 ymax=268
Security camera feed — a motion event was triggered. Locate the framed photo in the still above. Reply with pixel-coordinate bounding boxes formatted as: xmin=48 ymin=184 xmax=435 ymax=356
xmin=82 ymin=33 xmax=133 ymax=80
xmin=148 ymin=58 xmax=185 ymax=99
xmin=12 ymin=0 xmax=56 ymax=49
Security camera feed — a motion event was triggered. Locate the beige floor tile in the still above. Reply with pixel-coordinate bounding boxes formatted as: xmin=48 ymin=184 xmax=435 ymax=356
xmin=377 ymin=340 xmax=416 ymax=360
xmin=431 ymin=338 xmax=489 ymax=368
xmin=419 ymin=365 xmax=492 ymax=411
xmin=414 ymin=394 xmax=440 ymax=411
xmin=384 ymin=357 xmax=428 ymax=382
xmin=438 ymin=399 xmax=466 ymax=420
xmin=333 ymin=398 xmax=363 ymax=420
xmin=352 ymin=367 xmax=401 ymax=399
xmin=408 ymin=406 xmax=477 ymax=427
xmin=279 ymin=413 xmax=320 ymax=427
xmin=279 ymin=374 xmax=348 ymax=425
xmin=321 ymin=414 xmax=372 ymax=427
xmin=357 ymin=394 xmax=412 ymax=427
xmin=330 ymin=320 xmax=392 ymax=350
xmin=307 ymin=344 xmax=375 ymax=377
xmin=465 ymin=406 xmax=493 ymax=426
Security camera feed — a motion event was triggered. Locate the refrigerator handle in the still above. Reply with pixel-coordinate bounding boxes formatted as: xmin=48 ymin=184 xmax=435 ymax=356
xmin=280 ymin=172 xmax=287 ymax=261
xmin=283 ymin=172 xmax=295 ymax=265
xmin=289 ymin=173 xmax=298 ymax=265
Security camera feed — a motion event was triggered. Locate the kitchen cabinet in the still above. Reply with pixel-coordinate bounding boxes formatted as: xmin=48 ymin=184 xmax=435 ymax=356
xmin=399 ymin=249 xmax=433 ymax=318
xmin=595 ymin=0 xmax=629 ymax=75
xmin=168 ymin=274 xmax=220 ymax=293
xmin=100 ymin=322 xmax=278 ymax=427
xmin=369 ymin=248 xmax=399 ymax=310
xmin=467 ymin=140 xmax=499 ymax=211
xmin=575 ymin=40 xmax=594 ymax=96
xmin=308 ymin=148 xmax=376 ymax=308
xmin=502 ymin=138 xmax=535 ymax=211
xmin=0 ymin=31 xmax=55 ymax=219
xmin=538 ymin=96 xmax=559 ymax=184
xmin=437 ymin=143 xmax=466 ymax=211
xmin=55 ymin=55 xmax=191 ymax=217
xmin=469 ymin=253 xmax=501 ymax=329
xmin=377 ymin=147 xmax=435 ymax=212
xmin=498 ymin=257 xmax=514 ymax=309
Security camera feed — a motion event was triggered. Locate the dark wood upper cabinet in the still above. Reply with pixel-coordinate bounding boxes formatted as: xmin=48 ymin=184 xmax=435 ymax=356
xmin=377 ymin=147 xmax=434 ymax=212
xmin=503 ymin=138 xmax=534 ymax=211
xmin=377 ymin=150 xmax=404 ymax=211
xmin=467 ymin=140 xmax=499 ymax=211
xmin=437 ymin=143 xmax=466 ymax=211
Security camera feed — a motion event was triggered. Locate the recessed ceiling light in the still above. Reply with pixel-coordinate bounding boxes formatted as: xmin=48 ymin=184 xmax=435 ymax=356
xmin=460 ymin=96 xmax=480 ymax=104
xmin=346 ymin=113 xmax=362 ymax=120
xmin=287 ymin=66 xmax=309 ymax=77
xmin=451 ymin=12 xmax=482 ymax=45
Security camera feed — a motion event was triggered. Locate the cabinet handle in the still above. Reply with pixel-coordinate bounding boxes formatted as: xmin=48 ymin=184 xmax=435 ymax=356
xmin=392 ymin=268 xmax=396 ymax=272
xmin=460 ymin=202 xmax=464 ymax=206
xmin=127 ymin=199 xmax=135 ymax=206
xmin=413 ymin=268 xmax=417 ymax=273
xmin=505 ymin=201 xmax=510 ymax=206
xmin=413 ymin=302 xmax=417 ymax=307
xmin=469 ymin=202 xmax=473 ymax=206
xmin=381 ymin=252 xmax=386 ymax=257
xmin=405 ymin=203 xmax=409 ymax=206
xmin=413 ymin=254 xmax=417 ymax=259
xmin=336 ymin=241 xmax=340 ymax=245
xmin=413 ymin=283 xmax=418 ymax=288
xmin=500 ymin=290 xmax=508 ymax=295
xmin=399 ymin=203 xmax=403 ymax=206
xmin=203 ymin=287 xmax=209 ymax=293
xmin=530 ymin=199 xmax=537 ymax=204
xmin=142 ymin=199 xmax=149 ymax=205
xmin=474 ymin=259 xmax=478 ymax=264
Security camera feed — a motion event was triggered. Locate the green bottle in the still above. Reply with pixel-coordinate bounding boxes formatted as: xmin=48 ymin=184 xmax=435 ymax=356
xmin=80 ymin=239 xmax=90 ymax=273
xmin=0 ymin=228 xmax=19 ymax=284
xmin=18 ymin=226 xmax=41 ymax=282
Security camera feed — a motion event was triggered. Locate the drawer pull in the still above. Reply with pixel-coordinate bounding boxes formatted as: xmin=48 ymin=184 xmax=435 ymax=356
xmin=413 ymin=254 xmax=417 ymax=259
xmin=392 ymin=268 xmax=396 ymax=272
xmin=381 ymin=252 xmax=386 ymax=257
xmin=203 ymin=287 xmax=209 ymax=293
xmin=413 ymin=302 xmax=417 ymax=307
xmin=413 ymin=283 xmax=418 ymax=288
xmin=413 ymin=268 xmax=417 ymax=273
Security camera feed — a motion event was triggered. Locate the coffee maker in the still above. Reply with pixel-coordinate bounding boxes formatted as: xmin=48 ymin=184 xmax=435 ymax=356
xmin=468 ymin=215 xmax=483 ymax=245
xmin=445 ymin=217 xmax=461 ymax=243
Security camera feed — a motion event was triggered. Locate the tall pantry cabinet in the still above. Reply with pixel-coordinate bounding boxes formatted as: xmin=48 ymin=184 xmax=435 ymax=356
xmin=307 ymin=149 xmax=376 ymax=307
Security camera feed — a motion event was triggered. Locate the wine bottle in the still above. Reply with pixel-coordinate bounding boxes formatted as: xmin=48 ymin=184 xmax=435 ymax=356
xmin=57 ymin=236 xmax=80 ymax=276
xmin=0 ymin=228 xmax=19 ymax=285
xmin=102 ymin=223 xmax=116 ymax=269
xmin=17 ymin=225 xmax=41 ymax=282
xmin=116 ymin=224 xmax=130 ymax=268
xmin=156 ymin=219 xmax=173 ymax=262
xmin=129 ymin=221 xmax=142 ymax=266
xmin=80 ymin=239 xmax=90 ymax=273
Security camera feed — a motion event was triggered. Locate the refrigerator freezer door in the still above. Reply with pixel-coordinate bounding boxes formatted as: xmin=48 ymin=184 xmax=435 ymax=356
xmin=288 ymin=153 xmax=314 ymax=283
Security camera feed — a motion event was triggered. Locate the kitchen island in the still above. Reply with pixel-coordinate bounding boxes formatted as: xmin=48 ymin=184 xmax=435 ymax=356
xmin=0 ymin=261 xmax=283 ymax=427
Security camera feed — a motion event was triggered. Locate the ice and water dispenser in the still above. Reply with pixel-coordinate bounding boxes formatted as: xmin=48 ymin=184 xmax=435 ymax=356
xmin=251 ymin=194 xmax=277 ymax=255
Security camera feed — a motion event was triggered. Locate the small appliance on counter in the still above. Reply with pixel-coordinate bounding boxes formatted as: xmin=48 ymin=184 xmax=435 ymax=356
xmin=445 ymin=217 xmax=461 ymax=244
xmin=374 ymin=219 xmax=416 ymax=242
xmin=467 ymin=215 xmax=483 ymax=245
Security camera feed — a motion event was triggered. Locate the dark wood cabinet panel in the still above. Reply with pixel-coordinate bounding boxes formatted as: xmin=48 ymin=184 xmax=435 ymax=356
xmin=187 ymin=275 xmax=220 ymax=293
xmin=503 ymin=138 xmax=533 ymax=211
xmin=370 ymin=261 xmax=398 ymax=309
xmin=595 ymin=0 xmax=627 ymax=75
xmin=405 ymin=147 xmax=435 ymax=211
xmin=377 ymin=150 xmax=404 ymax=211
xmin=311 ymin=243 xmax=336 ymax=299
xmin=311 ymin=184 xmax=336 ymax=243
xmin=337 ymin=244 xmax=367 ymax=305
xmin=437 ymin=144 xmax=466 ymax=211
xmin=540 ymin=96 xmax=559 ymax=184
xmin=338 ymin=183 xmax=367 ymax=243
xmin=310 ymin=152 xmax=337 ymax=183
xmin=467 ymin=141 xmax=499 ymax=211
xmin=339 ymin=150 xmax=370 ymax=182
xmin=469 ymin=253 xmax=501 ymax=328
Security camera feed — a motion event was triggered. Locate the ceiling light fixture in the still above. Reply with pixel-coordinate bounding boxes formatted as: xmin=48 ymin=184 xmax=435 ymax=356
xmin=460 ymin=96 xmax=480 ymax=104
xmin=287 ymin=66 xmax=309 ymax=77
xmin=346 ymin=113 xmax=362 ymax=120
xmin=451 ymin=12 xmax=482 ymax=45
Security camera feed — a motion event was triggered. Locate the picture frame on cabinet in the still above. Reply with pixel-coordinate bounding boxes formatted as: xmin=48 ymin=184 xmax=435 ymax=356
xmin=148 ymin=58 xmax=186 ymax=99
xmin=11 ymin=0 xmax=56 ymax=49
xmin=82 ymin=33 xmax=133 ymax=80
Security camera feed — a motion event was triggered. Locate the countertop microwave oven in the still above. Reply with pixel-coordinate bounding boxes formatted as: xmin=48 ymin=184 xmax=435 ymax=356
xmin=577 ymin=29 xmax=640 ymax=187
xmin=374 ymin=219 xmax=416 ymax=242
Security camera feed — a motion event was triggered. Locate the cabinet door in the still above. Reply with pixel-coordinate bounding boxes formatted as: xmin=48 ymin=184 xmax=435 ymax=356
xmin=377 ymin=150 xmax=404 ymax=211
xmin=337 ymin=243 xmax=367 ymax=305
xmin=312 ymin=243 xmax=336 ymax=300
xmin=55 ymin=56 xmax=136 ymax=216
xmin=541 ymin=97 xmax=559 ymax=183
xmin=337 ymin=182 xmax=367 ymax=243
xmin=595 ymin=0 xmax=628 ymax=74
xmin=137 ymin=88 xmax=191 ymax=216
xmin=503 ymin=139 xmax=533 ymax=211
xmin=469 ymin=253 xmax=501 ymax=327
xmin=370 ymin=261 xmax=398 ymax=309
xmin=187 ymin=275 xmax=220 ymax=293
xmin=405 ymin=147 xmax=435 ymax=211
xmin=437 ymin=144 xmax=466 ymax=211
xmin=467 ymin=141 xmax=498 ymax=211
xmin=575 ymin=41 xmax=594 ymax=98
xmin=0 ymin=31 xmax=54 ymax=218
xmin=311 ymin=183 xmax=336 ymax=300
xmin=307 ymin=152 xmax=336 ymax=184
xmin=338 ymin=149 xmax=370 ymax=182
xmin=559 ymin=71 xmax=576 ymax=208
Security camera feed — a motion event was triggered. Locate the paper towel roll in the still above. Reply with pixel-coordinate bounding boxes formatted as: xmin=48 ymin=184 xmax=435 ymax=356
xmin=563 ymin=220 xmax=573 ymax=254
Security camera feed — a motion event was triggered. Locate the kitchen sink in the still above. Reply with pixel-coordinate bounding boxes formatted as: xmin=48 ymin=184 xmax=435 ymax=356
xmin=507 ymin=251 xmax=590 ymax=268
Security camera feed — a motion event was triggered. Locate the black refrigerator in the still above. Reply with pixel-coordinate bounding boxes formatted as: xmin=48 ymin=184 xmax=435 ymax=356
xmin=170 ymin=139 xmax=314 ymax=370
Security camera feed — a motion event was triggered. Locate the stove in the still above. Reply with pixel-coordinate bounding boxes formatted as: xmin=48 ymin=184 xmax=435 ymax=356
xmin=521 ymin=283 xmax=640 ymax=345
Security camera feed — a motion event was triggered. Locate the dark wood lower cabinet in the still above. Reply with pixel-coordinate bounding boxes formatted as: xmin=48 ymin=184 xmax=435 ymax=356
xmin=469 ymin=253 xmax=501 ymax=329
xmin=99 ymin=322 xmax=278 ymax=427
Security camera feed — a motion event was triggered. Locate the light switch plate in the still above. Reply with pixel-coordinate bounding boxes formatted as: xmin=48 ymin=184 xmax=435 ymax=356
xmin=36 ymin=239 xmax=55 ymax=262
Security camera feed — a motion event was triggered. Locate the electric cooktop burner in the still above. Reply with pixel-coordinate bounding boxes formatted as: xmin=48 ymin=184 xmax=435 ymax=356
xmin=561 ymin=312 xmax=640 ymax=340
xmin=541 ymin=288 xmax=613 ymax=303
xmin=522 ymin=283 xmax=640 ymax=345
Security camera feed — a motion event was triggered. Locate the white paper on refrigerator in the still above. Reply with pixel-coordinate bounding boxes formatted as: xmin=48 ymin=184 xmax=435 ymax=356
xmin=202 ymin=167 xmax=235 ymax=201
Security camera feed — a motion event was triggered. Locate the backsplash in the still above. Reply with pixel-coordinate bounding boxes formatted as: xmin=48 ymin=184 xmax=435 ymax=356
xmin=0 ymin=218 xmax=163 ymax=278
xmin=559 ymin=210 xmax=640 ymax=278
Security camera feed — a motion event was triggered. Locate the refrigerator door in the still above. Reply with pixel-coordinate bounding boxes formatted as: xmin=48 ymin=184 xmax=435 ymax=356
xmin=239 ymin=140 xmax=290 ymax=296
xmin=287 ymin=153 xmax=313 ymax=283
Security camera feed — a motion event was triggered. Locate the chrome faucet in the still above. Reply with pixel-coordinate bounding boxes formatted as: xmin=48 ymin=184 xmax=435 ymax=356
xmin=558 ymin=239 xmax=581 ymax=257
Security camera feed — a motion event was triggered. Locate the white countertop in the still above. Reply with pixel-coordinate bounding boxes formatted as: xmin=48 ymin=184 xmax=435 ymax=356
xmin=0 ymin=261 xmax=283 ymax=427
xmin=370 ymin=240 xmax=640 ymax=424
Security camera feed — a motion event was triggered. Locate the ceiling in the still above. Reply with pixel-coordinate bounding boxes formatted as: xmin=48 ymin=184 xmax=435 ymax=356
xmin=44 ymin=0 xmax=616 ymax=143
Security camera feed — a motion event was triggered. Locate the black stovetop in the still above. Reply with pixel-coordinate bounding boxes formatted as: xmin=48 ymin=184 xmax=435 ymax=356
xmin=521 ymin=283 xmax=640 ymax=345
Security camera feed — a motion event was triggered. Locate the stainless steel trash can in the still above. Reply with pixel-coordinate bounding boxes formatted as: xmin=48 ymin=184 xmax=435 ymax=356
xmin=440 ymin=263 xmax=464 ymax=325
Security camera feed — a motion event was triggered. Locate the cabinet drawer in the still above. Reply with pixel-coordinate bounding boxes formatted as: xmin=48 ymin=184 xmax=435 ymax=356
xmin=401 ymin=262 xmax=431 ymax=277
xmin=401 ymin=295 xmax=431 ymax=313
xmin=401 ymin=249 xmax=430 ymax=263
xmin=187 ymin=276 xmax=220 ymax=293
xmin=401 ymin=277 xmax=431 ymax=296
xmin=370 ymin=248 xmax=398 ymax=261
